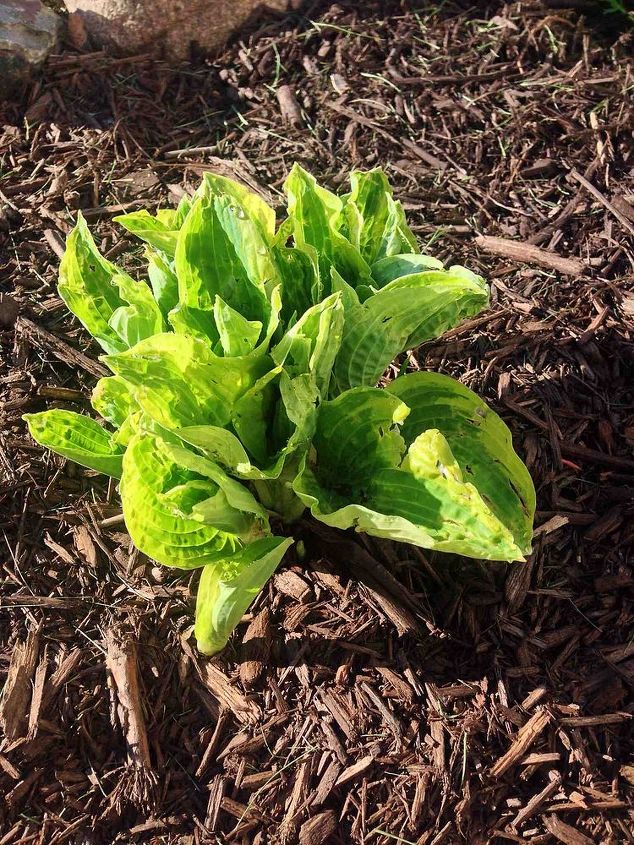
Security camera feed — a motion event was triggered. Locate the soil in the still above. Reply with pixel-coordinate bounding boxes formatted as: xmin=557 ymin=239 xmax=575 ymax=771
xmin=1 ymin=2 xmax=634 ymax=843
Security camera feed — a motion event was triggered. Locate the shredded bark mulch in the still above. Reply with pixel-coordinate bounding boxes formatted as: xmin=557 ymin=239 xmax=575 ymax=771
xmin=1 ymin=2 xmax=633 ymax=843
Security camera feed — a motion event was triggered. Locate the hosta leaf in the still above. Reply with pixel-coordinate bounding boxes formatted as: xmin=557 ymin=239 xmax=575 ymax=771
xmin=120 ymin=432 xmax=244 ymax=569
xmin=195 ymin=536 xmax=293 ymax=655
xmin=176 ymin=425 xmax=252 ymax=473
xmin=115 ymin=195 xmax=192 ymax=257
xmin=273 ymin=244 xmax=317 ymax=326
xmin=309 ymin=387 xmax=408 ymax=488
xmin=107 ymin=272 xmax=165 ymax=347
xmin=25 ymin=410 xmax=123 ymax=478
xmin=58 ymin=213 xmax=128 ymax=354
xmin=271 ymin=293 xmax=344 ymax=396
xmin=284 ymin=164 xmax=371 ymax=291
xmin=211 ymin=193 xmax=280 ymax=295
xmin=232 ymin=368 xmax=318 ymax=479
xmin=147 ymin=248 xmax=179 ymax=316
xmin=377 ymin=196 xmax=420 ymax=259
xmin=343 ymin=169 xmax=392 ymax=265
xmin=91 ymin=376 xmax=139 ymax=428
xmin=161 ymin=442 xmax=269 ymax=526
xmin=58 ymin=213 xmax=164 ymax=353
xmin=102 ymin=333 xmax=270 ymax=431
xmin=294 ymin=378 xmax=534 ymax=561
xmin=214 ymin=296 xmax=262 ymax=357
xmin=174 ymin=191 xmax=267 ymax=342
xmin=202 ymin=172 xmax=276 ymax=237
xmin=114 ymin=210 xmax=179 ymax=256
xmin=231 ymin=366 xmax=282 ymax=466
xmin=386 ymin=371 xmax=535 ymax=557
xmin=371 ymin=253 xmax=443 ymax=287
xmin=333 ymin=266 xmax=489 ymax=392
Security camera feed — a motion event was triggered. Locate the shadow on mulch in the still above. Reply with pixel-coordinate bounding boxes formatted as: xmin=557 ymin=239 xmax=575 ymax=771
xmin=1 ymin=1 xmax=634 ymax=843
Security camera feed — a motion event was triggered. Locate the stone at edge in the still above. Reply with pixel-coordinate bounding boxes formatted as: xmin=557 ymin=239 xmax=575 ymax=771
xmin=62 ymin=0 xmax=293 ymax=61
xmin=0 ymin=0 xmax=62 ymax=98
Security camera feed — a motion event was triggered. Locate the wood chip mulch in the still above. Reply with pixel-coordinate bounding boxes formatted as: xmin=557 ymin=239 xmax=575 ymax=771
xmin=1 ymin=2 xmax=633 ymax=843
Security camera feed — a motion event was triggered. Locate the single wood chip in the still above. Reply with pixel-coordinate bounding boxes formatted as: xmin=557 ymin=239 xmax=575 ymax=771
xmin=276 ymin=84 xmax=303 ymax=126
xmin=274 ymin=570 xmax=312 ymax=603
xmin=27 ymin=653 xmax=48 ymax=740
xmin=105 ymin=630 xmax=152 ymax=772
xmin=475 ymin=235 xmax=586 ymax=276
xmin=490 ymin=708 xmax=552 ymax=777
xmin=0 ymin=625 xmax=40 ymax=742
xmin=360 ymin=682 xmax=402 ymax=738
xmin=311 ymin=757 xmax=342 ymax=807
xmin=17 ymin=317 xmax=108 ymax=379
xmin=542 ymin=814 xmax=595 ymax=845
xmin=240 ymin=770 xmax=276 ymax=789
xmin=0 ymin=293 xmax=20 ymax=329
xmin=512 ymin=771 xmax=562 ymax=827
xmin=522 ymin=751 xmax=561 ymax=765
xmin=430 ymin=718 xmax=446 ymax=771
xmin=299 ymin=810 xmax=337 ymax=845
xmin=205 ymin=774 xmax=225 ymax=832
xmin=318 ymin=689 xmax=357 ymax=742
xmin=195 ymin=711 xmax=231 ymax=778
xmin=335 ymin=754 xmax=374 ymax=786
xmin=220 ymin=796 xmax=264 ymax=821
xmin=0 ymin=753 xmax=21 ymax=780
xmin=375 ymin=666 xmax=416 ymax=703
xmin=73 ymin=525 xmax=98 ymax=567
xmin=240 ymin=606 xmax=271 ymax=688
xmin=197 ymin=662 xmax=259 ymax=724
xmin=559 ymin=713 xmax=630 ymax=727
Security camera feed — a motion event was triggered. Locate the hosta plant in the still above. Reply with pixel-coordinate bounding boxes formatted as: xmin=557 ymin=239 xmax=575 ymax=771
xmin=25 ymin=165 xmax=535 ymax=655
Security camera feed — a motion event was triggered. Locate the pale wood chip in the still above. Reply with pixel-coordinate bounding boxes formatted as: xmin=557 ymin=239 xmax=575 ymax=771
xmin=27 ymin=652 xmax=47 ymax=739
xmin=475 ymin=235 xmax=586 ymax=276
xmin=195 ymin=711 xmax=231 ymax=778
xmin=299 ymin=810 xmax=337 ymax=845
xmin=274 ymin=570 xmax=312 ymax=602
xmin=240 ymin=607 xmax=271 ymax=688
xmin=0 ymin=625 xmax=40 ymax=742
xmin=360 ymin=682 xmax=401 ymax=739
xmin=197 ymin=661 xmax=260 ymax=724
xmin=512 ymin=771 xmax=562 ymax=827
xmin=335 ymin=754 xmax=374 ymax=786
xmin=205 ymin=774 xmax=225 ymax=832
xmin=376 ymin=666 xmax=416 ymax=703
xmin=44 ymin=533 xmax=76 ymax=566
xmin=280 ymin=759 xmax=311 ymax=842
xmin=276 ymin=84 xmax=303 ymax=126
xmin=73 ymin=525 xmax=98 ymax=567
xmin=521 ymin=687 xmax=548 ymax=710
xmin=220 ymin=796 xmax=265 ymax=821
xmin=318 ymin=689 xmax=357 ymax=741
xmin=105 ymin=631 xmax=158 ymax=812
xmin=430 ymin=718 xmax=446 ymax=771
xmin=0 ymin=753 xmax=21 ymax=780
xmin=490 ymin=708 xmax=552 ymax=777
xmin=522 ymin=751 xmax=561 ymax=766
xmin=241 ymin=770 xmax=276 ymax=789
xmin=542 ymin=814 xmax=596 ymax=845
xmin=559 ymin=713 xmax=631 ymax=727
xmin=311 ymin=757 xmax=342 ymax=807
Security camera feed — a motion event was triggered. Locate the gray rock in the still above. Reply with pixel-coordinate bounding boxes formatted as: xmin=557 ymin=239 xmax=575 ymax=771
xmin=0 ymin=0 xmax=62 ymax=97
xmin=63 ymin=0 xmax=294 ymax=61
